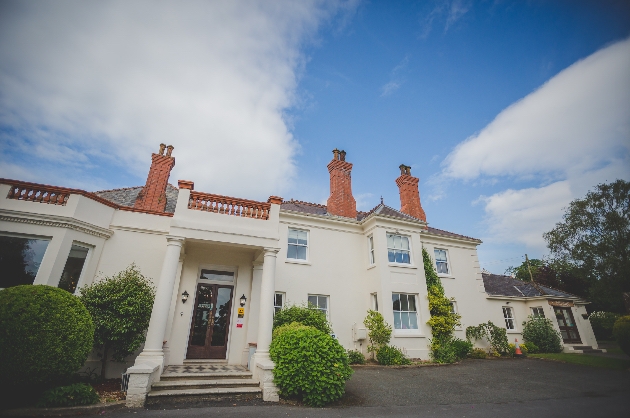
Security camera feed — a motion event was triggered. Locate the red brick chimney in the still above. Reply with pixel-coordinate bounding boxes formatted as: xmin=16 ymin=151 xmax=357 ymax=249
xmin=134 ymin=144 xmax=175 ymax=212
xmin=396 ymin=164 xmax=426 ymax=222
xmin=327 ymin=149 xmax=357 ymax=219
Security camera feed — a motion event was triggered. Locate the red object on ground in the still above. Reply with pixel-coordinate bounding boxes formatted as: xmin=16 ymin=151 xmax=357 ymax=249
xmin=515 ymin=338 xmax=523 ymax=356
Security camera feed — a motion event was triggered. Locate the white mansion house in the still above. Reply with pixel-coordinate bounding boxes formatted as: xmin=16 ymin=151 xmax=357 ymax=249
xmin=0 ymin=145 xmax=598 ymax=406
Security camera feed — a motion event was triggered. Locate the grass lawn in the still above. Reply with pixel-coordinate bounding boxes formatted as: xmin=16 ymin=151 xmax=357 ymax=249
xmin=529 ymin=353 xmax=630 ymax=371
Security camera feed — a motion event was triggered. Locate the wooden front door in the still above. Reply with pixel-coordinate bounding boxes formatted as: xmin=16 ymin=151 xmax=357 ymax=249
xmin=186 ymin=283 xmax=234 ymax=359
xmin=554 ymin=307 xmax=581 ymax=344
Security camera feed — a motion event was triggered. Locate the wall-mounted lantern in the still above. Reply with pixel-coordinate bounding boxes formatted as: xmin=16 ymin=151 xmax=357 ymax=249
xmin=182 ymin=290 xmax=189 ymax=304
xmin=240 ymin=294 xmax=247 ymax=307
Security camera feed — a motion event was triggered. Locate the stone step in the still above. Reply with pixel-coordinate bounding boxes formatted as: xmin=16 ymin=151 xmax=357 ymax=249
xmin=146 ymin=386 xmax=262 ymax=399
xmin=182 ymin=359 xmax=228 ymax=364
xmin=152 ymin=379 xmax=259 ymax=391
xmin=581 ymin=349 xmax=604 ymax=354
xmin=160 ymin=372 xmax=253 ymax=381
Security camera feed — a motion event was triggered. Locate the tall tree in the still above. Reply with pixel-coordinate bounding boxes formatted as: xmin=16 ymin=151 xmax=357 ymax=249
xmin=543 ymin=180 xmax=630 ymax=313
xmin=79 ymin=264 xmax=155 ymax=379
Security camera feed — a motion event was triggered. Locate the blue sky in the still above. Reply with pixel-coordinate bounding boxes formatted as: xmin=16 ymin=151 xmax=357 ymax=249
xmin=1 ymin=1 xmax=629 ymax=274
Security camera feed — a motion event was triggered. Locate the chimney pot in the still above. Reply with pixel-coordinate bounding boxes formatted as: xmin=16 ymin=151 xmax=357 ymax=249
xmin=166 ymin=145 xmax=174 ymax=157
xmin=340 ymin=150 xmax=346 ymax=161
xmin=332 ymin=148 xmax=340 ymax=160
xmin=159 ymin=143 xmax=166 ymax=155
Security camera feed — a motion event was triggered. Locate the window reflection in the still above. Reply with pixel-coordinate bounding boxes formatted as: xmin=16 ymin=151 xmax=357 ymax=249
xmin=0 ymin=235 xmax=49 ymax=288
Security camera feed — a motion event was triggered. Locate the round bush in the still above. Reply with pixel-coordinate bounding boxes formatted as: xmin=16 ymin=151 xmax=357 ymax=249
xmin=270 ymin=326 xmax=352 ymax=407
xmin=0 ymin=285 xmax=94 ymax=387
xmin=376 ymin=345 xmax=411 ymax=365
xmin=589 ymin=311 xmax=620 ymax=341
xmin=273 ymin=304 xmax=331 ymax=334
xmin=347 ymin=350 xmax=366 ymax=365
xmin=522 ymin=316 xmax=563 ymax=353
xmin=612 ymin=316 xmax=630 ymax=357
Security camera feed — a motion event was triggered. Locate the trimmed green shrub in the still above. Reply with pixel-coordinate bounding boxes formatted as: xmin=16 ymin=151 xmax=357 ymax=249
xmin=0 ymin=285 xmax=94 ymax=388
xmin=522 ymin=316 xmax=563 ymax=353
xmin=589 ymin=311 xmax=620 ymax=341
xmin=376 ymin=345 xmax=411 ymax=365
xmin=79 ymin=264 xmax=155 ymax=379
xmin=430 ymin=337 xmax=472 ymax=363
xmin=468 ymin=348 xmax=487 ymax=359
xmin=270 ymin=325 xmax=352 ymax=407
xmin=273 ymin=304 xmax=331 ymax=335
xmin=521 ymin=341 xmax=539 ymax=354
xmin=347 ymin=350 xmax=366 ymax=365
xmin=272 ymin=322 xmax=311 ymax=340
xmin=451 ymin=338 xmax=473 ymax=359
xmin=36 ymin=383 xmax=100 ymax=407
xmin=612 ymin=316 xmax=630 ymax=357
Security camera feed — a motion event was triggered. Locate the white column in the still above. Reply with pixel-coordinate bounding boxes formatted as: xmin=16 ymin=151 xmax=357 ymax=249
xmin=163 ymin=252 xmax=186 ymax=366
xmin=135 ymin=235 xmax=185 ymax=369
xmin=255 ymin=247 xmax=279 ymax=356
xmin=252 ymin=247 xmax=280 ymax=401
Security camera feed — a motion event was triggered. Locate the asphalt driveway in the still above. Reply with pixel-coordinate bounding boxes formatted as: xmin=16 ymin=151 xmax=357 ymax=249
xmin=63 ymin=358 xmax=630 ymax=417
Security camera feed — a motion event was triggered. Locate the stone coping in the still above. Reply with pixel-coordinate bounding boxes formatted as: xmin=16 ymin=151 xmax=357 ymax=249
xmin=0 ymin=401 xmax=125 ymax=417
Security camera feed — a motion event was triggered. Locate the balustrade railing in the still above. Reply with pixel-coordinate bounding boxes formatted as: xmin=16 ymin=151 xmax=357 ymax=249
xmin=188 ymin=191 xmax=271 ymax=220
xmin=7 ymin=184 xmax=70 ymax=206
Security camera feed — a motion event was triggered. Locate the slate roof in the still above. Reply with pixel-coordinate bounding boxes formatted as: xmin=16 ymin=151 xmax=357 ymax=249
xmin=482 ymin=273 xmax=579 ymax=299
xmin=281 ymin=200 xmax=480 ymax=242
xmin=94 ymin=183 xmax=179 ymax=213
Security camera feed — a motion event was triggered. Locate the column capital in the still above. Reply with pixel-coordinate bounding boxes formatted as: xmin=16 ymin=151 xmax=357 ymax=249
xmin=263 ymin=247 xmax=280 ymax=256
xmin=166 ymin=235 xmax=186 ymax=246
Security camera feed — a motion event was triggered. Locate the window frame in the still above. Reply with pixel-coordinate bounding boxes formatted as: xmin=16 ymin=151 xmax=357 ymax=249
xmin=434 ymin=248 xmax=450 ymax=276
xmin=531 ymin=307 xmax=545 ymax=318
xmin=0 ymin=232 xmax=51 ymax=289
xmin=307 ymin=294 xmax=329 ymax=319
xmin=502 ymin=306 xmax=516 ymax=330
xmin=392 ymin=293 xmax=419 ymax=331
xmin=274 ymin=292 xmax=285 ymax=315
xmin=286 ymin=228 xmax=309 ymax=262
xmin=58 ymin=242 xmax=92 ymax=294
xmin=371 ymin=293 xmax=379 ymax=311
xmin=368 ymin=235 xmax=375 ymax=265
xmin=386 ymin=233 xmax=412 ymax=265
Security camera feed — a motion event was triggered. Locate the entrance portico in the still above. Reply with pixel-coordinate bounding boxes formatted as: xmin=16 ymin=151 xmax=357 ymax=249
xmin=125 ymin=184 xmax=284 ymax=406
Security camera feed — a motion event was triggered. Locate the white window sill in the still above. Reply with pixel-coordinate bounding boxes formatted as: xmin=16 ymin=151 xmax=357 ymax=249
xmin=506 ymin=330 xmax=520 ymax=334
xmin=367 ymin=264 xmax=377 ymax=270
xmin=438 ymin=274 xmax=454 ymax=279
xmin=285 ymin=259 xmax=311 ymax=265
xmin=388 ymin=263 xmax=417 ymax=269
xmin=393 ymin=331 xmax=425 ymax=338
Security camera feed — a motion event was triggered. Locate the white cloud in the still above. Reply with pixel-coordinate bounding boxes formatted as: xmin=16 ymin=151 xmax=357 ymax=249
xmin=380 ymin=55 xmax=409 ymax=97
xmin=441 ymin=37 xmax=630 ymax=250
xmin=0 ymin=1 xmax=350 ymax=198
xmin=419 ymin=0 xmax=471 ymax=39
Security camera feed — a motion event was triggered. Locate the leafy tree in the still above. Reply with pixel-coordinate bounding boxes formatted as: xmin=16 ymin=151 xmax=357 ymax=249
xmin=363 ymin=310 xmax=391 ymax=354
xmin=79 ymin=264 xmax=155 ymax=379
xmin=506 ymin=259 xmax=591 ymax=300
xmin=505 ymin=258 xmax=544 ymax=282
xmin=543 ymin=180 xmax=630 ymax=313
